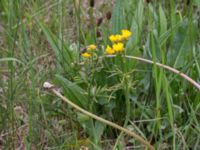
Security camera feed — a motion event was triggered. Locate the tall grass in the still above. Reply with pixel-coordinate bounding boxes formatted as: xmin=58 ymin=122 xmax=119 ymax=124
xmin=0 ymin=0 xmax=200 ymax=150
xmin=1 ymin=0 xmax=79 ymax=149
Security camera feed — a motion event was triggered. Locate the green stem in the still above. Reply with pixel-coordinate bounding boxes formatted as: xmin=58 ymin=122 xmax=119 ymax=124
xmin=112 ymin=84 xmax=130 ymax=150
xmin=112 ymin=55 xmax=130 ymax=150
xmin=87 ymin=58 xmax=100 ymax=148
xmin=73 ymin=0 xmax=81 ymax=62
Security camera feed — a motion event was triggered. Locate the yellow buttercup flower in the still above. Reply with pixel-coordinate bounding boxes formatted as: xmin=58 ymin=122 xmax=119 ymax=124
xmin=82 ymin=52 xmax=92 ymax=58
xmin=106 ymin=45 xmax=115 ymax=55
xmin=112 ymin=43 xmax=124 ymax=52
xmin=87 ymin=44 xmax=97 ymax=51
xmin=115 ymin=34 xmax=123 ymax=42
xmin=109 ymin=35 xmax=116 ymax=42
xmin=109 ymin=34 xmax=123 ymax=43
xmin=121 ymin=29 xmax=132 ymax=40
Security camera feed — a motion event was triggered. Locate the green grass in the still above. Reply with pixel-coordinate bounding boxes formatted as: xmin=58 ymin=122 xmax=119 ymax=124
xmin=0 ymin=0 xmax=200 ymax=149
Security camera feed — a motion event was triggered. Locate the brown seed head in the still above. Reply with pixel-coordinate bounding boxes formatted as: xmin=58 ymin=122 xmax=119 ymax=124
xmin=96 ymin=17 xmax=103 ymax=26
xmin=90 ymin=0 xmax=95 ymax=7
xmin=96 ymin=30 xmax=101 ymax=38
xmin=106 ymin=11 xmax=112 ymax=20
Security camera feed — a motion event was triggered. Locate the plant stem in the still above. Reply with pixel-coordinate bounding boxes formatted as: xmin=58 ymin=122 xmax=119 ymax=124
xmin=112 ymin=55 xmax=131 ymax=150
xmin=73 ymin=0 xmax=81 ymax=62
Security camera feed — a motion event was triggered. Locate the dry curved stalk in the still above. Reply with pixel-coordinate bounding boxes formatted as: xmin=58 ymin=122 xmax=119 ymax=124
xmin=43 ymin=82 xmax=155 ymax=150
xmin=106 ymin=55 xmax=200 ymax=91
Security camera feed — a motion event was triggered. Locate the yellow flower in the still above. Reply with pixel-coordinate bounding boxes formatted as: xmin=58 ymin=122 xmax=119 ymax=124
xmin=121 ymin=29 xmax=132 ymax=40
xmin=87 ymin=44 xmax=96 ymax=51
xmin=115 ymin=34 xmax=123 ymax=42
xmin=112 ymin=43 xmax=124 ymax=52
xmin=109 ymin=34 xmax=123 ymax=43
xmin=109 ymin=35 xmax=116 ymax=42
xmin=106 ymin=45 xmax=115 ymax=55
xmin=81 ymin=52 xmax=92 ymax=58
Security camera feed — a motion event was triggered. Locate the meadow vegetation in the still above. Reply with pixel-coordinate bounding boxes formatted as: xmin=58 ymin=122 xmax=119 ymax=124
xmin=0 ymin=0 xmax=200 ymax=149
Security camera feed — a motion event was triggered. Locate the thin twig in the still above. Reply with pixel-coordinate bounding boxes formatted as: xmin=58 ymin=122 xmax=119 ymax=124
xmin=43 ymin=82 xmax=155 ymax=150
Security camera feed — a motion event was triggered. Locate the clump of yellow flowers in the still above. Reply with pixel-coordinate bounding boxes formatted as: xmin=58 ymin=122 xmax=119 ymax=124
xmin=81 ymin=44 xmax=97 ymax=58
xmin=106 ymin=29 xmax=132 ymax=55
xmin=81 ymin=29 xmax=132 ymax=58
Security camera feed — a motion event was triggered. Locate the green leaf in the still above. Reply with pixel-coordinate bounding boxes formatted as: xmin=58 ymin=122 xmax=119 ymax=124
xmin=159 ymin=5 xmax=167 ymax=37
xmin=0 ymin=57 xmax=24 ymax=65
xmin=55 ymin=74 xmax=88 ymax=108
xmin=194 ymin=0 xmax=200 ymax=8
xmin=130 ymin=0 xmax=144 ymax=45
xmin=94 ymin=121 xmax=106 ymax=142
xmin=111 ymin=0 xmax=126 ymax=34
xmin=38 ymin=22 xmax=74 ymax=72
